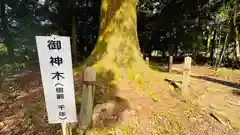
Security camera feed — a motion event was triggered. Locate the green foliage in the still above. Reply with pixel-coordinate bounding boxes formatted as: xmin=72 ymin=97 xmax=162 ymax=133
xmin=0 ymin=61 xmax=26 ymax=88
xmin=0 ymin=44 xmax=7 ymax=56
xmin=56 ymin=129 xmax=62 ymax=134
xmin=1 ymin=0 xmax=240 ymax=70
xmin=217 ymin=5 xmax=231 ymax=22
xmin=27 ymin=132 xmax=34 ymax=135
xmin=0 ymin=62 xmax=25 ymax=74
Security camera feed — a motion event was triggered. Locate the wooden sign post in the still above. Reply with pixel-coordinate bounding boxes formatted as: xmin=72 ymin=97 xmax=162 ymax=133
xmin=62 ymin=123 xmax=67 ymax=135
xmin=183 ymin=56 xmax=192 ymax=91
xmin=78 ymin=67 xmax=96 ymax=131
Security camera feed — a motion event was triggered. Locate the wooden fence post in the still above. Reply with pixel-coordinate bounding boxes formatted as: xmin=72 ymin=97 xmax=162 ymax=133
xmin=146 ymin=57 xmax=149 ymax=65
xmin=183 ymin=57 xmax=192 ymax=91
xmin=168 ymin=56 xmax=173 ymax=72
xmin=78 ymin=67 xmax=96 ymax=131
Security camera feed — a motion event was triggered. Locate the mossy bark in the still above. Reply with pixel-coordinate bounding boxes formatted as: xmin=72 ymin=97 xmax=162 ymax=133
xmin=84 ymin=0 xmax=148 ymax=75
xmin=233 ymin=10 xmax=240 ymax=61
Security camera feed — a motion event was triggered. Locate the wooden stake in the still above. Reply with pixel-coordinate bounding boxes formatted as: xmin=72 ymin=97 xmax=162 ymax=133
xmin=78 ymin=67 xmax=96 ymax=131
xmin=61 ymin=123 xmax=72 ymax=135
xmin=146 ymin=57 xmax=149 ymax=65
xmin=61 ymin=123 xmax=67 ymax=135
xmin=183 ymin=56 xmax=192 ymax=91
xmin=168 ymin=56 xmax=173 ymax=72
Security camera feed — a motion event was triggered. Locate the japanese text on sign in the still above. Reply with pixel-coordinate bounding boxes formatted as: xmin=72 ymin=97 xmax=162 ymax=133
xmin=36 ymin=36 xmax=77 ymax=123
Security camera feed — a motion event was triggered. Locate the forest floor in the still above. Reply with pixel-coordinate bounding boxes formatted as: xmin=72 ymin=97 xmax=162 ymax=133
xmin=0 ymin=62 xmax=240 ymax=135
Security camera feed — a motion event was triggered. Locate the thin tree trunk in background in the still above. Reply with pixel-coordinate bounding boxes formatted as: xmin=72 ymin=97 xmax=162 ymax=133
xmin=214 ymin=25 xmax=222 ymax=66
xmin=217 ymin=25 xmax=222 ymax=48
xmin=205 ymin=30 xmax=212 ymax=57
xmin=217 ymin=33 xmax=229 ymax=67
xmin=175 ymin=45 xmax=178 ymax=56
xmin=233 ymin=10 xmax=240 ymax=62
xmin=193 ymin=32 xmax=198 ymax=60
xmin=72 ymin=14 xmax=78 ymax=64
xmin=71 ymin=0 xmax=78 ymax=64
xmin=210 ymin=30 xmax=216 ymax=66
xmin=83 ymin=0 xmax=88 ymax=60
xmin=1 ymin=2 xmax=14 ymax=58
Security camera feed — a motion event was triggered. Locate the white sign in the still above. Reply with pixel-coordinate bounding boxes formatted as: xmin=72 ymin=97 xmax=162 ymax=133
xmin=36 ymin=36 xmax=77 ymax=123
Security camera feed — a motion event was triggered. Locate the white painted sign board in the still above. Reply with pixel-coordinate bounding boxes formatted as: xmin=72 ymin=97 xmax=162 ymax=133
xmin=36 ymin=36 xmax=77 ymax=123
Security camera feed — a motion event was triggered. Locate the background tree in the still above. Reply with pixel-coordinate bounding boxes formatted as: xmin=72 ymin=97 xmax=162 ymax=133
xmin=1 ymin=0 xmax=240 ymax=73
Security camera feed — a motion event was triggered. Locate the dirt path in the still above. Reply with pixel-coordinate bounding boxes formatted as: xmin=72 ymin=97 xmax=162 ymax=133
xmin=90 ymin=65 xmax=240 ymax=134
xmin=0 ymin=65 xmax=240 ymax=135
xmin=0 ymin=71 xmax=58 ymax=135
xmin=188 ymin=66 xmax=240 ymax=129
xmin=170 ymin=64 xmax=240 ymax=131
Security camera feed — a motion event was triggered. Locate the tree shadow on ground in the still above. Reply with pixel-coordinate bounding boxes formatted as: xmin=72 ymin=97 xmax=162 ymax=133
xmin=191 ymin=75 xmax=240 ymax=89
xmin=232 ymin=89 xmax=240 ymax=96
xmin=92 ymin=68 xmax=130 ymax=129
xmin=75 ymin=68 xmax=130 ymax=132
xmin=149 ymin=62 xmax=182 ymax=74
xmin=164 ymin=78 xmax=182 ymax=92
xmin=0 ymin=69 xmax=42 ymax=101
xmin=0 ymin=69 xmax=58 ymax=135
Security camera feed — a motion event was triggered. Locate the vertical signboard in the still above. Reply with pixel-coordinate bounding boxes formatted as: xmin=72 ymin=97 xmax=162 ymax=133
xmin=36 ymin=35 xmax=77 ymax=123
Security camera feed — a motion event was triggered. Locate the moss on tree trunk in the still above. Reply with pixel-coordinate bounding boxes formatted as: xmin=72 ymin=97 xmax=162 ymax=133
xmin=76 ymin=1 xmax=153 ymax=129
xmin=84 ymin=0 xmax=149 ymax=77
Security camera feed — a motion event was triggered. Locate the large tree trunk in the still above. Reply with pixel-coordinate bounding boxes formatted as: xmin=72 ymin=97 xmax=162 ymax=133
xmin=85 ymin=0 xmax=147 ymax=73
xmin=79 ymin=0 xmax=149 ymax=130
